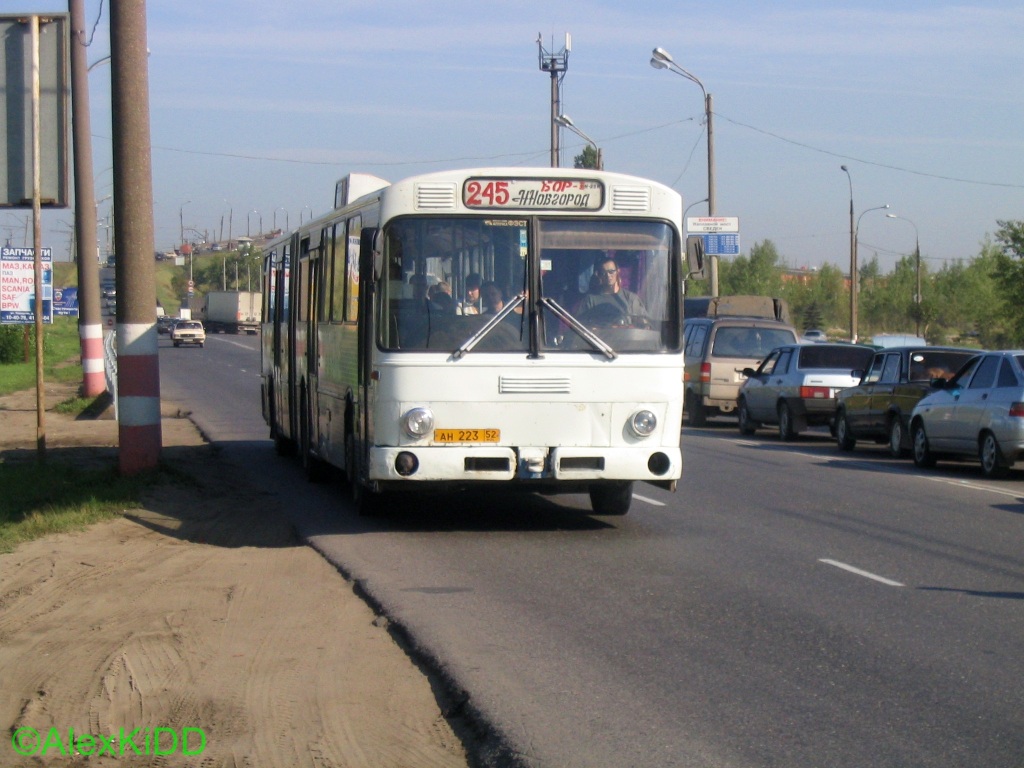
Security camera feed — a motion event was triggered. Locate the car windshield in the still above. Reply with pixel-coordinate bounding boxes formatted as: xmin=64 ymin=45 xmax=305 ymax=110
xmin=797 ymin=345 xmax=874 ymax=370
xmin=378 ymin=217 xmax=678 ymax=356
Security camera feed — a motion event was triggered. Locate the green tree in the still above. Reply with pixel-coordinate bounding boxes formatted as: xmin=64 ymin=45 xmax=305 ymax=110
xmin=573 ymin=145 xmax=600 ymax=170
xmin=781 ymin=263 xmax=847 ymax=334
xmin=718 ymin=240 xmax=784 ymax=296
xmin=990 ymin=220 xmax=1024 ymax=344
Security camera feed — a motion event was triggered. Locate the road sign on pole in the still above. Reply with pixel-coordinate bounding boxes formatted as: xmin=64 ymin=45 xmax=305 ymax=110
xmin=702 ymin=233 xmax=741 ymax=256
xmin=687 ymin=216 xmax=739 ymax=233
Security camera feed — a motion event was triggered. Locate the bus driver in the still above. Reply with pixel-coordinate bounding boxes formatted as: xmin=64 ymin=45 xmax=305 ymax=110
xmin=576 ymin=254 xmax=647 ymax=323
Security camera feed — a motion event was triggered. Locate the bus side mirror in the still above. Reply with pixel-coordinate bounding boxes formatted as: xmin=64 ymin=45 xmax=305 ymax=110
xmin=364 ymin=228 xmax=382 ymax=280
xmin=686 ymin=235 xmax=706 ymax=279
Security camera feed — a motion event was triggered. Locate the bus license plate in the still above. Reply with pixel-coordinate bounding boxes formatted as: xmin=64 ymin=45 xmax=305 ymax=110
xmin=434 ymin=429 xmax=500 ymax=443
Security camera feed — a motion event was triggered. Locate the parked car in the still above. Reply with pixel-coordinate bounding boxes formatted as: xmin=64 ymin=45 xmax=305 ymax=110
xmin=910 ymin=351 xmax=1024 ymax=477
xmin=835 ymin=346 xmax=980 ymax=456
xmin=738 ymin=343 xmax=875 ymax=440
xmin=683 ymin=316 xmax=799 ymax=426
xmin=170 ymin=320 xmax=206 ymax=348
xmin=802 ymin=329 xmax=828 ymax=342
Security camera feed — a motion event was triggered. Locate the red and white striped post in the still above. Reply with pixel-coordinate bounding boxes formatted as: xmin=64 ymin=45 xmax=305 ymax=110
xmin=110 ymin=0 xmax=161 ymax=474
xmin=69 ymin=0 xmax=106 ymax=398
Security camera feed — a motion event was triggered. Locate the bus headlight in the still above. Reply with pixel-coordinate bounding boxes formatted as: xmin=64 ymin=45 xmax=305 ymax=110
xmin=629 ymin=409 xmax=657 ymax=437
xmin=402 ymin=407 xmax=434 ymax=438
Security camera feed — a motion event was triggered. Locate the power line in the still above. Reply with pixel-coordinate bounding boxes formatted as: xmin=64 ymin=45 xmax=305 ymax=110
xmin=716 ymin=113 xmax=1024 ymax=190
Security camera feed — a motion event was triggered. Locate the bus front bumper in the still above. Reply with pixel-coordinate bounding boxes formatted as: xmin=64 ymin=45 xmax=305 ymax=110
xmin=369 ymin=445 xmax=681 ymax=484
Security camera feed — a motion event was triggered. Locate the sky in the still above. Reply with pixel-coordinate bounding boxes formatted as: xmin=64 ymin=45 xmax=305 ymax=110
xmin=11 ymin=0 xmax=1024 ymax=274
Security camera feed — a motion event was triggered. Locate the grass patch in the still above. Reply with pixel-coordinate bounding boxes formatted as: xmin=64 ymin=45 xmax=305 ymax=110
xmin=54 ymin=395 xmax=96 ymax=416
xmin=0 ymin=461 xmax=148 ymax=554
xmin=0 ymin=317 xmax=84 ymax=397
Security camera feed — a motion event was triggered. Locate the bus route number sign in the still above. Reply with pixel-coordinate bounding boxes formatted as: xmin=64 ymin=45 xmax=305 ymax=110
xmin=463 ymin=178 xmax=603 ymax=211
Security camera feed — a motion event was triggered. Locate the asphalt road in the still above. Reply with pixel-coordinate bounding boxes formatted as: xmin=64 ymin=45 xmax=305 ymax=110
xmin=158 ymin=334 xmax=1024 ymax=768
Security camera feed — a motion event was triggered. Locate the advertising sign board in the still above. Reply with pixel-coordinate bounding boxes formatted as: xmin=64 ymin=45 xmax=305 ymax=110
xmin=1 ymin=246 xmax=53 ymax=323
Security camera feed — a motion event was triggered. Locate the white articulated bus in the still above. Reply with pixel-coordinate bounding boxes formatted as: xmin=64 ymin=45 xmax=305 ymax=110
xmin=261 ymin=168 xmax=703 ymax=515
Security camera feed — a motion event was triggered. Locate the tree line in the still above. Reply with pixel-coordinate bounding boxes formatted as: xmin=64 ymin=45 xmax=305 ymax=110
xmin=686 ymin=220 xmax=1024 ymax=349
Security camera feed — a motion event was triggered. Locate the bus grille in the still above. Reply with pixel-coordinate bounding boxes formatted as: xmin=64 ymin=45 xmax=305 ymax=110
xmin=499 ymin=376 xmax=571 ymax=394
xmin=415 ymin=182 xmax=457 ymax=210
xmin=610 ymin=185 xmax=651 ymax=212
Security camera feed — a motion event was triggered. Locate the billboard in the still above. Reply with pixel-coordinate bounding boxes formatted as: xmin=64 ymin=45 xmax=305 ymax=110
xmin=1 ymin=246 xmax=53 ymax=323
xmin=0 ymin=14 xmax=70 ymax=208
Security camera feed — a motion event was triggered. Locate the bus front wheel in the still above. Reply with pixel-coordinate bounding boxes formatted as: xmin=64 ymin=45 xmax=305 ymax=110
xmin=589 ymin=482 xmax=633 ymax=516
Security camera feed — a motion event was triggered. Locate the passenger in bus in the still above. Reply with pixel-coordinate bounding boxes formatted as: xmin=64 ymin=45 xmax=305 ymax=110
xmin=428 ymin=281 xmax=454 ymax=312
xmin=409 ymin=273 xmax=429 ymax=304
xmin=458 ymin=273 xmax=482 ymax=315
xmin=481 ymin=281 xmax=505 ymax=315
xmin=576 ymin=255 xmax=647 ymax=322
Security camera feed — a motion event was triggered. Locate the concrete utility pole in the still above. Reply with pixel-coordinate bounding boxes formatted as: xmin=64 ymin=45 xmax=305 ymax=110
xmin=68 ymin=0 xmax=105 ymax=397
xmin=537 ymin=33 xmax=570 ymax=168
xmin=110 ymin=0 xmax=161 ymax=474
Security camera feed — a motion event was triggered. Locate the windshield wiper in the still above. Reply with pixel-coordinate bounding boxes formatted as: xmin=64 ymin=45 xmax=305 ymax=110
xmin=539 ymin=297 xmax=617 ymax=360
xmin=452 ymin=292 xmax=526 ymax=360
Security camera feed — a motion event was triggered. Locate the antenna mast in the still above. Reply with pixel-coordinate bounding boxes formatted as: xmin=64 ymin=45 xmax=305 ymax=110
xmin=537 ymin=33 xmax=571 ymax=168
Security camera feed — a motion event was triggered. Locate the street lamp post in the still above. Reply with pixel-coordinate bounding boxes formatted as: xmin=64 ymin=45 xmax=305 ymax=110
xmin=840 ymin=166 xmax=855 ymax=341
xmin=179 ymin=200 xmax=190 ymax=250
xmin=886 ymin=213 xmax=922 ymax=337
xmin=854 ymin=202 xmax=891 ymax=342
xmin=554 ymin=114 xmax=603 ymax=169
xmin=651 ymin=46 xmax=717 ymax=295
xmin=274 ymin=207 xmax=289 ymax=233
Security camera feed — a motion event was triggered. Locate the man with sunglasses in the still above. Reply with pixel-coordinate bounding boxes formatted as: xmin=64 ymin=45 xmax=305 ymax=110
xmin=576 ymin=254 xmax=647 ymax=324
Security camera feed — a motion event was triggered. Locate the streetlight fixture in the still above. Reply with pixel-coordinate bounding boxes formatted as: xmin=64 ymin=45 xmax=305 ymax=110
xmin=651 ymin=46 xmax=717 ymax=295
xmin=886 ymin=213 xmax=922 ymax=337
xmin=554 ymin=114 xmax=603 ymax=170
xmin=684 ymin=197 xmax=709 ymax=220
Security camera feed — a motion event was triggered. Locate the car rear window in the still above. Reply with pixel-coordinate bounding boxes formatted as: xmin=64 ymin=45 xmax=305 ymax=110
xmin=907 ymin=350 xmax=976 ymax=382
xmin=711 ymin=327 xmax=796 ymax=358
xmin=796 ymin=345 xmax=873 ymax=370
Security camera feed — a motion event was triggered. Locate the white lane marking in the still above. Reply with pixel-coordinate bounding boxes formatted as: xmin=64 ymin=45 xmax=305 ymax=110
xmin=922 ymin=475 xmax=1023 ymax=499
xmin=217 ymin=337 xmax=255 ymax=350
xmin=819 ymin=558 xmax=905 ymax=587
xmin=632 ymin=493 xmax=666 ymax=507
xmin=732 ymin=439 xmax=1024 ymax=500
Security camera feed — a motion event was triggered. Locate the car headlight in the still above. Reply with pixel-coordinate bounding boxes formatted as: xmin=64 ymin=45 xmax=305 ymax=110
xmin=629 ymin=409 xmax=657 ymax=437
xmin=402 ymin=407 xmax=434 ymax=438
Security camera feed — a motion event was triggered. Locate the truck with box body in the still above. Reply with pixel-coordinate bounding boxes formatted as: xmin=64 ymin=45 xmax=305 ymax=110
xmin=202 ymin=290 xmax=262 ymax=334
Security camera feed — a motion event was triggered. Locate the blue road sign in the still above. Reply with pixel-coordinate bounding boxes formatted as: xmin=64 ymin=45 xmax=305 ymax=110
xmin=702 ymin=233 xmax=740 ymax=256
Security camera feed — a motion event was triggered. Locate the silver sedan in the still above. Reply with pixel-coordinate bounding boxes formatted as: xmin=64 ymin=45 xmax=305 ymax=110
xmin=738 ymin=343 xmax=876 ymax=440
xmin=910 ymin=350 xmax=1024 ymax=478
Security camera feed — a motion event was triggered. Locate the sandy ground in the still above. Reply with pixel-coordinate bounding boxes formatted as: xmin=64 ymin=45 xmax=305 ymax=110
xmin=0 ymin=379 xmax=470 ymax=767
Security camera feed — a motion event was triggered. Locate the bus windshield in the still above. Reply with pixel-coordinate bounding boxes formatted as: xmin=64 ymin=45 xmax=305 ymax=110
xmin=379 ymin=217 xmax=678 ymax=354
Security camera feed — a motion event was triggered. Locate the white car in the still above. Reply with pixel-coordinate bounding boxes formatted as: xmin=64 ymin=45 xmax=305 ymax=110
xmin=910 ymin=350 xmax=1024 ymax=477
xmin=170 ymin=320 xmax=206 ymax=348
